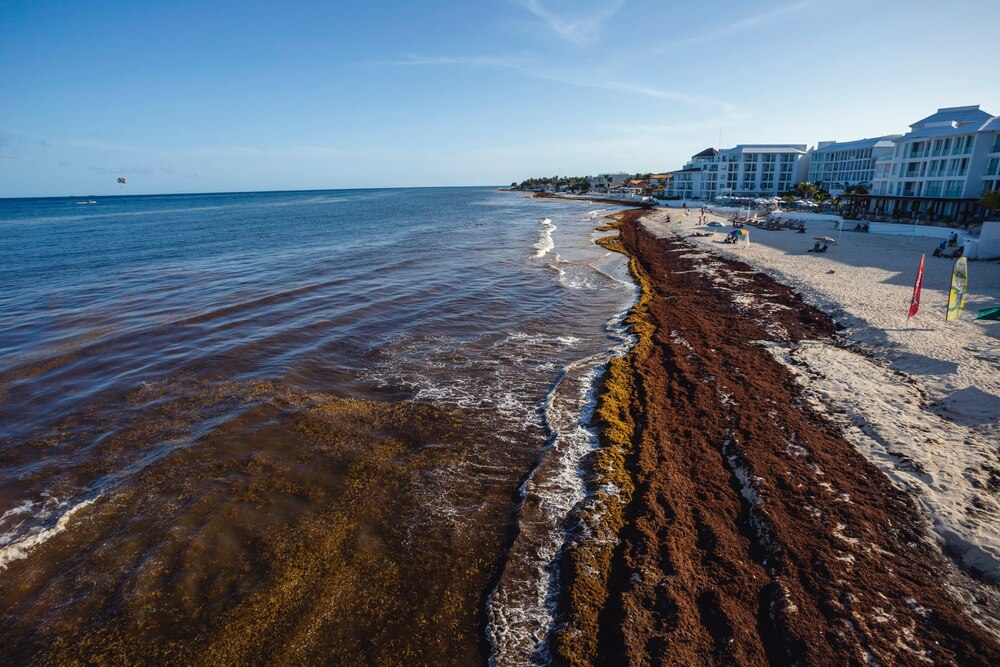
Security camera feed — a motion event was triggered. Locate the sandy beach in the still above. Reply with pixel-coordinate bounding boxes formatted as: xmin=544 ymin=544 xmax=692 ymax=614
xmin=666 ymin=206 xmax=1000 ymax=582
xmin=556 ymin=206 xmax=1000 ymax=665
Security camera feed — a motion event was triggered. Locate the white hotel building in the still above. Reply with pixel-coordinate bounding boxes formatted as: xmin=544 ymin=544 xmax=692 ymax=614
xmin=806 ymin=136 xmax=901 ymax=193
xmin=867 ymin=105 xmax=1000 ymax=221
xmin=666 ymin=145 xmax=810 ymax=199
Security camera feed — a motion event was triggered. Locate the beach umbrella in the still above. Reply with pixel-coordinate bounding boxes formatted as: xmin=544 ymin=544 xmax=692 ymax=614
xmin=730 ymin=228 xmax=749 ymax=237
xmin=814 ymin=236 xmax=836 ymax=243
xmin=976 ymin=307 xmax=1000 ymax=321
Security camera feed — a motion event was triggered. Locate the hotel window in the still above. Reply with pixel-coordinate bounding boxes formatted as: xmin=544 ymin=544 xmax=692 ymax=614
xmin=958 ymin=158 xmax=969 ymax=176
xmin=988 ymin=158 xmax=1000 ymax=176
xmin=942 ymin=138 xmax=952 ymax=154
xmin=993 ymin=135 xmax=1000 ymax=153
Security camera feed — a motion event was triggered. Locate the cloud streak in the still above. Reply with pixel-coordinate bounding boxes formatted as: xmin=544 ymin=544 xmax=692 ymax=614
xmin=58 ymin=138 xmax=354 ymax=162
xmin=0 ymin=130 xmax=15 ymax=158
xmin=515 ymin=0 xmax=626 ymax=46
xmin=652 ymin=0 xmax=824 ymax=52
xmin=383 ymin=54 xmax=740 ymax=117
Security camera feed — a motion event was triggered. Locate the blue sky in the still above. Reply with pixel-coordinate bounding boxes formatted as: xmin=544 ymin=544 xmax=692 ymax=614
xmin=1 ymin=0 xmax=997 ymax=197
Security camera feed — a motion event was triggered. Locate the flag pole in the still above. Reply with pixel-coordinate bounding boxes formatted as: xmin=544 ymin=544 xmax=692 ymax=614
xmin=907 ymin=253 xmax=925 ymax=324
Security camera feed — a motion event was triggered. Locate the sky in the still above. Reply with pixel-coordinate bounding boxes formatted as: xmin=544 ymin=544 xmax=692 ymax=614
xmin=1 ymin=0 xmax=998 ymax=197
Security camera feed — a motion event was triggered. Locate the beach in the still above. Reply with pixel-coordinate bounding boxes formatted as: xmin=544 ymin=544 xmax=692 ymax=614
xmin=553 ymin=205 xmax=1000 ymax=665
xmin=3 ymin=189 xmax=998 ymax=665
xmin=672 ymin=207 xmax=1000 ymax=586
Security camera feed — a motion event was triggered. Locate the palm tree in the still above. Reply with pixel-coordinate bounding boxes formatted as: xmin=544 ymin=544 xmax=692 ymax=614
xmin=794 ymin=181 xmax=817 ymax=200
xmin=981 ymin=190 xmax=1000 ymax=220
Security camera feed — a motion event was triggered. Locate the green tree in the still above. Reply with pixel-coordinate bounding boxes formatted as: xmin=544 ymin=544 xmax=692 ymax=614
xmin=981 ymin=190 xmax=1000 ymax=219
xmin=795 ymin=181 xmax=819 ymax=200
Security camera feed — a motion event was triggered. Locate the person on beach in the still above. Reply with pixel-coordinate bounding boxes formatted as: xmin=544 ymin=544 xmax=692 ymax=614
xmin=933 ymin=240 xmax=948 ymax=257
xmin=949 ymin=231 xmax=958 ymax=247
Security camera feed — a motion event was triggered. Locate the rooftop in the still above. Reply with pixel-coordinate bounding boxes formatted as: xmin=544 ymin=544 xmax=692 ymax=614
xmin=910 ymin=105 xmax=993 ymax=129
xmin=813 ymin=135 xmax=902 ymax=153
xmin=720 ymin=144 xmax=808 ymax=155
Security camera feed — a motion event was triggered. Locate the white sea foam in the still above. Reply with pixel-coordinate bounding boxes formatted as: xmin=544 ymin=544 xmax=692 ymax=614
xmin=487 ymin=294 xmax=637 ymax=666
xmin=361 ymin=204 xmax=638 ymax=664
xmin=533 ymin=219 xmax=556 ymax=259
xmin=0 ymin=496 xmax=98 ymax=571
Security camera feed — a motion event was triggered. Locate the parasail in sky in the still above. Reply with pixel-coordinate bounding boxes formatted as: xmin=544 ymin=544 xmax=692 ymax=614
xmin=117 ymin=177 xmax=127 ymax=185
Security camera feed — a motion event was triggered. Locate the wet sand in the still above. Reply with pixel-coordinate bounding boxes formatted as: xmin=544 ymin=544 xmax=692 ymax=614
xmin=556 ymin=210 xmax=1000 ymax=665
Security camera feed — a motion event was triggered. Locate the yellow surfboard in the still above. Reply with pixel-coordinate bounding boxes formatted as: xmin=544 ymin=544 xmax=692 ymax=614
xmin=945 ymin=257 xmax=968 ymax=322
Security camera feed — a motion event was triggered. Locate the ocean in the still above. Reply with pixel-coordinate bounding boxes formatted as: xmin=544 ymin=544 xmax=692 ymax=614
xmin=0 ymin=187 xmax=634 ymax=664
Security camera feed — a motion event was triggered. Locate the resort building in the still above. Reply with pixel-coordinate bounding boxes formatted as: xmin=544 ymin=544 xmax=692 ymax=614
xmin=866 ymin=106 xmax=1000 ymax=221
xmin=589 ymin=172 xmax=632 ymax=193
xmin=807 ymin=136 xmax=901 ymax=193
xmin=665 ymin=145 xmax=809 ymax=199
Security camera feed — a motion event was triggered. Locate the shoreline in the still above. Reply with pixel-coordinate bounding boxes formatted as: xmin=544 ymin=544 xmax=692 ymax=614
xmin=499 ymin=189 xmax=656 ymax=210
xmin=557 ymin=208 xmax=999 ymax=664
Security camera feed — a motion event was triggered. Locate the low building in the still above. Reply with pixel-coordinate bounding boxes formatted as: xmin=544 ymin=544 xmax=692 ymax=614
xmin=867 ymin=105 xmax=1000 ymax=221
xmin=589 ymin=172 xmax=632 ymax=193
xmin=807 ymin=136 xmax=901 ymax=193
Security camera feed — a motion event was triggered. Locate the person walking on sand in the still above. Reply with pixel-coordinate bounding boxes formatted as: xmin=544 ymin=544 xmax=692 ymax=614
xmin=948 ymin=231 xmax=958 ymax=247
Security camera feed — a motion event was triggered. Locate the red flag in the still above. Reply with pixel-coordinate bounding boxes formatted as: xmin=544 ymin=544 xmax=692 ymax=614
xmin=908 ymin=254 xmax=925 ymax=318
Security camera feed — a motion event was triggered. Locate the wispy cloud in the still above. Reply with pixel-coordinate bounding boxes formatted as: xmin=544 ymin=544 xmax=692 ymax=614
xmin=606 ymin=117 xmax=751 ymax=137
xmin=383 ymin=54 xmax=740 ymax=117
xmin=653 ymin=0 xmax=824 ymax=52
xmin=514 ymin=0 xmax=626 ymax=46
xmin=0 ymin=130 xmax=15 ymax=158
xmin=59 ymin=138 xmax=354 ymax=162
xmin=89 ymin=165 xmax=159 ymax=175
xmin=384 ymin=54 xmax=533 ymax=69
xmin=63 ymin=138 xmax=142 ymax=153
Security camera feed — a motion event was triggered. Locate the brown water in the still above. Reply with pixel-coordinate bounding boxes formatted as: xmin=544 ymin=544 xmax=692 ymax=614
xmin=0 ymin=188 xmax=633 ymax=663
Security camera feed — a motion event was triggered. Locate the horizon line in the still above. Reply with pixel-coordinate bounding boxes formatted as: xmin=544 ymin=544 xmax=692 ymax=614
xmin=0 ymin=184 xmax=514 ymax=201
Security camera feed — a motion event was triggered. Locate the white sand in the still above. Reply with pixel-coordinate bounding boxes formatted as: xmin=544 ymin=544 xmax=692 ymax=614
xmin=641 ymin=208 xmax=1000 ymax=597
